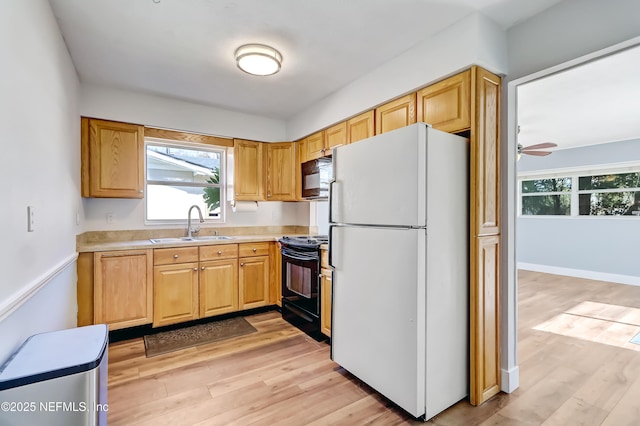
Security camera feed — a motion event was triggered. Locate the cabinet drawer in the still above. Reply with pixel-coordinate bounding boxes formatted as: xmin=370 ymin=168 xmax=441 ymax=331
xmin=200 ymin=244 xmax=238 ymax=261
xmin=321 ymin=248 xmax=329 ymax=269
xmin=154 ymin=247 xmax=199 ymax=265
xmin=239 ymin=242 xmax=270 ymax=257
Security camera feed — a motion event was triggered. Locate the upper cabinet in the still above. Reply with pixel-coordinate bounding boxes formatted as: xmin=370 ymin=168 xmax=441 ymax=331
xmin=375 ymin=93 xmax=416 ymax=135
xmin=324 ymin=121 xmax=347 ymax=153
xmin=81 ymin=117 xmax=144 ymax=198
xmin=302 ymin=131 xmax=326 ymax=162
xmin=347 ymin=110 xmax=375 ymax=144
xmin=233 ymin=139 xmax=264 ymax=201
xmin=266 ymin=142 xmax=297 ymax=201
xmin=417 ymin=70 xmax=471 ymax=133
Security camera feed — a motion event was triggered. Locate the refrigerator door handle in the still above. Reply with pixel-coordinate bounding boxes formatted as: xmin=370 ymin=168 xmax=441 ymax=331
xmin=328 ymin=224 xmax=336 ymax=269
xmin=328 ymin=178 xmax=336 ymax=224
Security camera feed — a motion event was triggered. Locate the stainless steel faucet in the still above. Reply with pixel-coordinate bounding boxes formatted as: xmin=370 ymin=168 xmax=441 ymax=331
xmin=187 ymin=205 xmax=204 ymax=239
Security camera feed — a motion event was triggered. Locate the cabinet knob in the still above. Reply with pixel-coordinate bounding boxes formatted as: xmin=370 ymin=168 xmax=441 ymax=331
xmin=217 ymin=250 xmax=222 ymax=255
xmin=252 ymin=248 xmax=257 ymax=253
xmin=240 ymin=263 xmax=244 ymax=267
xmin=201 ymin=266 xmax=205 ymax=270
xmin=173 ymin=254 xmax=179 ymax=259
xmin=193 ymin=267 xmax=198 ymax=271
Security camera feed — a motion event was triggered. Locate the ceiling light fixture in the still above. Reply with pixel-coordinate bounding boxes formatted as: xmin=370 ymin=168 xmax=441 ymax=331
xmin=234 ymin=44 xmax=282 ymax=76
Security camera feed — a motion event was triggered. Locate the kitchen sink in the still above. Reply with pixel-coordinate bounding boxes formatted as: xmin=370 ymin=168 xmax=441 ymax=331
xmin=149 ymin=236 xmax=233 ymax=244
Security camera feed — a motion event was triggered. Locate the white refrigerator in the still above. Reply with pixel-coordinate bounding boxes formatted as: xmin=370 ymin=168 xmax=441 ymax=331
xmin=329 ymin=123 xmax=469 ymax=420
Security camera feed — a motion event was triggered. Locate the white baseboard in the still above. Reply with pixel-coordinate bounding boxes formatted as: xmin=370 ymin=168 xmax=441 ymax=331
xmin=501 ymin=366 xmax=520 ymax=393
xmin=0 ymin=253 xmax=78 ymax=322
xmin=517 ymin=262 xmax=640 ymax=287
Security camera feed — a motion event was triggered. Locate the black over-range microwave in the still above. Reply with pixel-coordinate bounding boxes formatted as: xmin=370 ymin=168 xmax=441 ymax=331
xmin=301 ymin=157 xmax=332 ymax=200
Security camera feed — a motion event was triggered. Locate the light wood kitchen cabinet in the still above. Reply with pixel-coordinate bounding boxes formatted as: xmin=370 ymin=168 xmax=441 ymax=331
xmin=200 ymin=259 xmax=238 ymax=317
xmin=375 ymin=93 xmax=416 ymax=135
xmin=239 ymin=243 xmax=270 ymax=310
xmin=320 ymin=268 xmax=332 ymax=338
xmin=302 ymin=131 xmax=326 ymax=162
xmin=153 ymin=262 xmax=199 ymax=327
xmin=417 ymin=70 xmax=471 ymax=133
xmin=266 ymin=142 xmax=297 ymax=201
xmin=347 ymin=110 xmax=375 ymax=143
xmin=234 ymin=139 xmax=265 ymax=201
xmin=81 ymin=117 xmax=144 ymax=198
xmin=153 ymin=247 xmax=199 ymax=327
xmin=325 ymin=121 xmax=347 ymax=153
xmin=93 ymin=249 xmax=153 ymax=330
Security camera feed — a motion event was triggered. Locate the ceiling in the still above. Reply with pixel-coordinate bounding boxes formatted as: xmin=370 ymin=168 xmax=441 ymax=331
xmin=49 ymin=0 xmax=563 ymax=120
xmin=517 ymin=43 xmax=640 ymax=151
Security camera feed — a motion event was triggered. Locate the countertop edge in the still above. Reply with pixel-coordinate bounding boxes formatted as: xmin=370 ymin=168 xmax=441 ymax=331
xmin=77 ymin=234 xmax=289 ymax=253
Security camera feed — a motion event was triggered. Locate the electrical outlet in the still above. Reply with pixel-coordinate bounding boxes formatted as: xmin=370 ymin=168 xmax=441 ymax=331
xmin=27 ymin=206 xmax=35 ymax=232
xmin=106 ymin=212 xmax=114 ymax=224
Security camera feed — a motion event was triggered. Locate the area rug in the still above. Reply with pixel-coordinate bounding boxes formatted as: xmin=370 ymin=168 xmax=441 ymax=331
xmin=143 ymin=317 xmax=257 ymax=357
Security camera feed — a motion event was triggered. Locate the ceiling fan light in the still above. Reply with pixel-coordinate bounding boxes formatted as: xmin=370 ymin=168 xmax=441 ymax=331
xmin=235 ymin=44 xmax=282 ymax=76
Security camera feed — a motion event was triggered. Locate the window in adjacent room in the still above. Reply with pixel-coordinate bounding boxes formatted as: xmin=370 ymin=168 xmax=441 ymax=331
xmin=578 ymin=172 xmax=640 ymax=216
xmin=521 ymin=177 xmax=572 ymax=216
xmin=145 ymin=140 xmax=225 ymax=222
xmin=519 ymin=168 xmax=640 ymax=217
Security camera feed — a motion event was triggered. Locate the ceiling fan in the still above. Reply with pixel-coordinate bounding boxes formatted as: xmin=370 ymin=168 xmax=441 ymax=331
xmin=517 ymin=142 xmax=557 ymax=158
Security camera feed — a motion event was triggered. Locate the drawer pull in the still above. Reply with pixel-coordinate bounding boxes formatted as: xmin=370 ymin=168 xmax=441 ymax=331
xmin=217 ymin=250 xmax=222 ymax=255
xmin=173 ymin=254 xmax=179 ymax=259
xmin=252 ymin=248 xmax=257 ymax=253
xmin=193 ymin=267 xmax=198 ymax=271
xmin=240 ymin=263 xmax=244 ymax=267
xmin=201 ymin=266 xmax=205 ymax=270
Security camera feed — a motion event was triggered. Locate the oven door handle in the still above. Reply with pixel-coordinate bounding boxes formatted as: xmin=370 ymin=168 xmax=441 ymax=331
xmin=281 ymin=251 xmax=319 ymax=262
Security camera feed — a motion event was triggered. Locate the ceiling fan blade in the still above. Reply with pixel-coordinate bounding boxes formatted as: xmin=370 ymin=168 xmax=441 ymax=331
xmin=522 ymin=142 xmax=557 ymax=150
xmin=522 ymin=150 xmax=552 ymax=156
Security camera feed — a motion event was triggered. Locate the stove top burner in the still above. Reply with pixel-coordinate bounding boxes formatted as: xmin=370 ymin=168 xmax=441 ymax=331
xmin=279 ymin=235 xmax=328 ymax=249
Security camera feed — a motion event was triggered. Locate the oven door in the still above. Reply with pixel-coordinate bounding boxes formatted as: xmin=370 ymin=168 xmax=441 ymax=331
xmin=281 ymin=246 xmax=320 ymax=317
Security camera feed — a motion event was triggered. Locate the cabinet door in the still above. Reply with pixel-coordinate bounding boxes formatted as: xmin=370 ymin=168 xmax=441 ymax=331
xmin=304 ymin=131 xmax=326 ymax=161
xmin=234 ymin=139 xmax=264 ymax=201
xmin=320 ymin=268 xmax=333 ymax=337
xmin=266 ymin=142 xmax=297 ymax=201
xmin=347 ymin=110 xmax=375 ymax=144
xmin=82 ymin=118 xmax=144 ymax=198
xmin=153 ymin=262 xmax=199 ymax=327
xmin=417 ymin=70 xmax=471 ymax=133
xmin=94 ymin=250 xmax=153 ymax=330
xmin=325 ymin=121 xmax=347 ymax=152
xmin=239 ymin=255 xmax=270 ymax=310
xmin=200 ymin=259 xmax=238 ymax=318
xmin=375 ymin=93 xmax=416 ymax=135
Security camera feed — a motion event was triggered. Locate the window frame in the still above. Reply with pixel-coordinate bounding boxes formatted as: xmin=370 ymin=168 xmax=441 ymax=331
xmin=144 ymin=137 xmax=226 ymax=225
xmin=518 ymin=163 xmax=640 ymax=219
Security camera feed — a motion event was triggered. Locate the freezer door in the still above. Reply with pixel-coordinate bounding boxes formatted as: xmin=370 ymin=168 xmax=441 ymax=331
xmin=330 ymin=124 xmax=427 ymax=227
xmin=331 ymin=224 xmax=425 ymax=418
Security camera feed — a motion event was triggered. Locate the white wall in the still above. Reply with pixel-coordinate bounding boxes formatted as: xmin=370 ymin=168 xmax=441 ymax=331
xmin=503 ymin=0 xmax=640 ymax=393
xmin=82 ymin=198 xmax=309 ymax=231
xmin=286 ymin=13 xmax=508 ymax=140
xmin=80 ymin=84 xmax=287 ymax=142
xmin=517 ymin=140 xmax=640 ymax=281
xmin=0 ymin=0 xmax=80 ymax=363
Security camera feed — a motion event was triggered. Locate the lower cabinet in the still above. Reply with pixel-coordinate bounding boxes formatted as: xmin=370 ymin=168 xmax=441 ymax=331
xmin=200 ymin=259 xmax=239 ymax=317
xmin=93 ymin=249 xmax=153 ymax=330
xmin=153 ymin=262 xmax=199 ymax=327
xmin=239 ymin=255 xmax=270 ymax=310
xmin=84 ymin=241 xmax=279 ymax=331
xmin=320 ymin=268 xmax=333 ymax=337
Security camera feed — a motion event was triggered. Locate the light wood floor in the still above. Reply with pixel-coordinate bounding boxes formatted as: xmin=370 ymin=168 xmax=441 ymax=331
xmin=107 ymin=271 xmax=640 ymax=425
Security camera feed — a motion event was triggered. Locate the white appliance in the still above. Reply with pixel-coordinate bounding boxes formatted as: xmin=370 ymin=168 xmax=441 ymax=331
xmin=329 ymin=123 xmax=468 ymax=420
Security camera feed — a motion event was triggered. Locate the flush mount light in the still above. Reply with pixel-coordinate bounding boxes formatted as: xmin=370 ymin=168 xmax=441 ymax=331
xmin=234 ymin=44 xmax=282 ymax=76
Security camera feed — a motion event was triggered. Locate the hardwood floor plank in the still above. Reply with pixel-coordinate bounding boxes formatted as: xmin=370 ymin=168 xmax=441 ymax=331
xmin=105 ymin=272 xmax=640 ymax=425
